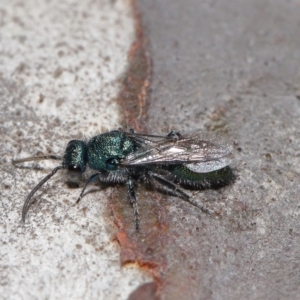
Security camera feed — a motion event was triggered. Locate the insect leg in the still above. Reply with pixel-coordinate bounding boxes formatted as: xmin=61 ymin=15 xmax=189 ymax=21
xmin=149 ymin=173 xmax=212 ymax=215
xmin=148 ymin=172 xmax=190 ymax=199
xmin=127 ymin=178 xmax=140 ymax=231
xmin=76 ymin=173 xmax=100 ymax=204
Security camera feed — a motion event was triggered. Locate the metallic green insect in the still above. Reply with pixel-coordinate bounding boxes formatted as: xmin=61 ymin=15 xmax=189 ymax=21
xmin=13 ymin=129 xmax=234 ymax=230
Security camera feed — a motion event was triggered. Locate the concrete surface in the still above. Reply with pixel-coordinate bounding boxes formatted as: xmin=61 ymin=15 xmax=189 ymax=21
xmin=0 ymin=0 xmax=151 ymax=299
xmin=2 ymin=0 xmax=300 ymax=299
xmin=136 ymin=0 xmax=300 ymax=299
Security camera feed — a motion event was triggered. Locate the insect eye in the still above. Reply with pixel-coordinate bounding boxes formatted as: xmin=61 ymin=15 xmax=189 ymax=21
xmin=68 ymin=164 xmax=82 ymax=173
xmin=106 ymin=158 xmax=119 ymax=170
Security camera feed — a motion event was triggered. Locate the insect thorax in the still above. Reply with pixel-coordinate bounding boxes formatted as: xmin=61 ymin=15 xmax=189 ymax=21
xmin=87 ymin=131 xmax=137 ymax=171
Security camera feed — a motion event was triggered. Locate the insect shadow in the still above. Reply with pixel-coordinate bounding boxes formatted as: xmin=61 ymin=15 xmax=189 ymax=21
xmin=13 ymin=129 xmax=235 ymax=231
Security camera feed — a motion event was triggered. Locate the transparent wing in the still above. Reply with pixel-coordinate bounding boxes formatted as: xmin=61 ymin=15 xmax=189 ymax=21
xmin=184 ymin=156 xmax=232 ymax=173
xmin=122 ymin=131 xmax=233 ymax=173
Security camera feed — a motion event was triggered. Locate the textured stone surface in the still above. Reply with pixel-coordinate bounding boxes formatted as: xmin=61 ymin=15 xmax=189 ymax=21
xmin=0 ymin=0 xmax=151 ymax=299
xmin=2 ymin=0 xmax=300 ymax=299
xmin=137 ymin=0 xmax=300 ymax=299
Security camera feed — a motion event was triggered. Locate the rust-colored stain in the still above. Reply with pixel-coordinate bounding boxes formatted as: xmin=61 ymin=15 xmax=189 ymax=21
xmin=109 ymin=186 xmax=169 ymax=281
xmin=111 ymin=1 xmax=170 ymax=298
xmin=116 ymin=0 xmax=151 ymax=133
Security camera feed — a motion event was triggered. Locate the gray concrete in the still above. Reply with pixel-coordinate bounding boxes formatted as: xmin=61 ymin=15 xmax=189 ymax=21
xmin=0 ymin=0 xmax=151 ymax=299
xmin=2 ymin=0 xmax=300 ymax=299
xmin=139 ymin=0 xmax=300 ymax=299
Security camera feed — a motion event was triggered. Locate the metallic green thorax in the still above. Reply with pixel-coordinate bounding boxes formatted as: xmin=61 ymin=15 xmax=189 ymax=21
xmin=87 ymin=131 xmax=137 ymax=171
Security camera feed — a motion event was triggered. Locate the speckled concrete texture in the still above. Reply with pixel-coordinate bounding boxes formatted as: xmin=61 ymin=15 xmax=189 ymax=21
xmin=0 ymin=0 xmax=151 ymax=299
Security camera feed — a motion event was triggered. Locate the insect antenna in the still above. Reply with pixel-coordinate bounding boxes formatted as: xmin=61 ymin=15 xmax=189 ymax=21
xmin=12 ymin=155 xmax=62 ymax=165
xmin=13 ymin=156 xmax=64 ymax=222
xmin=21 ymin=166 xmax=64 ymax=223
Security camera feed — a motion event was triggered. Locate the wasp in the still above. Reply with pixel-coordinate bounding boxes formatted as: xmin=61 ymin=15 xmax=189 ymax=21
xmin=13 ymin=129 xmax=234 ymax=230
